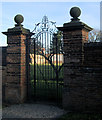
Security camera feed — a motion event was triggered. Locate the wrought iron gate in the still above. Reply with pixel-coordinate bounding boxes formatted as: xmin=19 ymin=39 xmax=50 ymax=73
xmin=30 ymin=16 xmax=64 ymax=103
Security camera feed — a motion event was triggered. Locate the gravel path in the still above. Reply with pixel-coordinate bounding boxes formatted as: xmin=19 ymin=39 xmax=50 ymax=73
xmin=2 ymin=103 xmax=66 ymax=118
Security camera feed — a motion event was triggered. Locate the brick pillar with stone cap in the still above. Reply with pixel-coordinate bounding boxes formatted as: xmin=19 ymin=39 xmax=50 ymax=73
xmin=58 ymin=7 xmax=93 ymax=111
xmin=2 ymin=14 xmax=32 ymax=103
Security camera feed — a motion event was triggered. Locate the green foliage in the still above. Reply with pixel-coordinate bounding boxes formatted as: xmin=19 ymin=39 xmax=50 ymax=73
xmin=30 ymin=64 xmax=63 ymax=81
xmin=50 ymin=31 xmax=63 ymax=54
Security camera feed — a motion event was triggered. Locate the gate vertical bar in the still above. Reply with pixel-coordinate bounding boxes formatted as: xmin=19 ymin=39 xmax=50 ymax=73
xmin=31 ymin=16 xmax=63 ymax=104
xmin=56 ymin=34 xmax=59 ymax=103
xmin=27 ymin=34 xmax=32 ymax=100
xmin=34 ymin=38 xmax=36 ymax=100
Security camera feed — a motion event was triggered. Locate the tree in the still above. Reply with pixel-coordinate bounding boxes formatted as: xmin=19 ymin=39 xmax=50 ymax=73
xmin=50 ymin=31 xmax=63 ymax=54
xmin=30 ymin=38 xmax=43 ymax=54
xmin=88 ymin=29 xmax=101 ymax=42
xmin=30 ymin=30 xmax=64 ymax=81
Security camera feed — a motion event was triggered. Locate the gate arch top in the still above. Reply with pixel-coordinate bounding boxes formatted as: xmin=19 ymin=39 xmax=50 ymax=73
xmin=32 ymin=15 xmax=58 ymax=38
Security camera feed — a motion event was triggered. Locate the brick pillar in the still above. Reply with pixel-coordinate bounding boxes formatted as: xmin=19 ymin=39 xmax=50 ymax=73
xmin=2 ymin=14 xmax=31 ymax=103
xmin=58 ymin=7 xmax=92 ymax=111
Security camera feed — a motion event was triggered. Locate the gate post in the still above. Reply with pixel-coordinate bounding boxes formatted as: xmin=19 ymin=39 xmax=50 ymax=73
xmin=58 ymin=7 xmax=92 ymax=111
xmin=2 ymin=14 xmax=31 ymax=103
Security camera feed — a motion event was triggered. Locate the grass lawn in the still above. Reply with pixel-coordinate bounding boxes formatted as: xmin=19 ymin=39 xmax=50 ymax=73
xmin=30 ymin=64 xmax=63 ymax=102
xmin=58 ymin=113 xmax=102 ymax=120
xmin=30 ymin=64 xmax=63 ymax=81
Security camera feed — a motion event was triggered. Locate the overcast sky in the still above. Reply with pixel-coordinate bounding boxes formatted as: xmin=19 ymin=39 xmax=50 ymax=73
xmin=0 ymin=1 xmax=101 ymax=46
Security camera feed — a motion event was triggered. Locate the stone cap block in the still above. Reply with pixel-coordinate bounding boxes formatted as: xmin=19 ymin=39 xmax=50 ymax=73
xmin=2 ymin=25 xmax=32 ymax=36
xmin=58 ymin=21 xmax=93 ymax=32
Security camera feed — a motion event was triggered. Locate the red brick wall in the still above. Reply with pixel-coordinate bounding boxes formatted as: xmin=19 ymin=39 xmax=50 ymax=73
xmin=84 ymin=42 xmax=102 ymax=67
xmin=4 ymin=31 xmax=30 ymax=103
xmin=63 ymin=29 xmax=88 ymax=111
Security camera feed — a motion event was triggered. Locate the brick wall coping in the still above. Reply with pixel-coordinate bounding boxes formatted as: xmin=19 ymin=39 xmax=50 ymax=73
xmin=82 ymin=67 xmax=102 ymax=73
xmin=84 ymin=42 xmax=102 ymax=47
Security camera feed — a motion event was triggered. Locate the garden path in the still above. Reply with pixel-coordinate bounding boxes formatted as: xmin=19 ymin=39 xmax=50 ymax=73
xmin=2 ymin=102 xmax=66 ymax=119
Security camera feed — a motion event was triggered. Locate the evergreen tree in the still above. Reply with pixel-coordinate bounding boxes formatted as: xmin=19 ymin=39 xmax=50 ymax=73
xmin=50 ymin=31 xmax=63 ymax=54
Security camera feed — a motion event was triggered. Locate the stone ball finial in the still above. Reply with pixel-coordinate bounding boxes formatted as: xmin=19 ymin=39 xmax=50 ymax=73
xmin=14 ymin=14 xmax=24 ymax=25
xmin=70 ymin=7 xmax=81 ymax=21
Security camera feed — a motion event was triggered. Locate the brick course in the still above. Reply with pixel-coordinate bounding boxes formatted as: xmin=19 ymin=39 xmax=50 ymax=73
xmin=58 ymin=18 xmax=102 ymax=112
xmin=2 ymin=24 xmax=31 ymax=103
